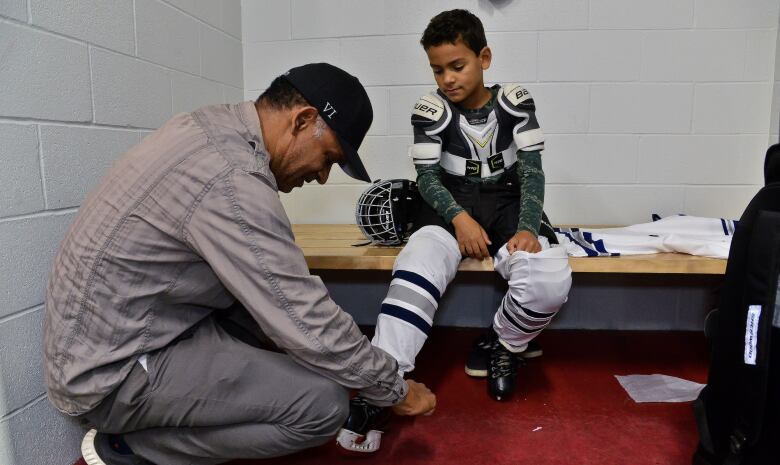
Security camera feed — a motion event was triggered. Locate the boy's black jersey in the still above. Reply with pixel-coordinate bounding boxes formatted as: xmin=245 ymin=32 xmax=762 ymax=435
xmin=409 ymin=83 xmax=544 ymax=179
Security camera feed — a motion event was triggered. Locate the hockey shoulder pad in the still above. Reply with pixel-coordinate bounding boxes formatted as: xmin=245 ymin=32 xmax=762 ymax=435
xmin=410 ymin=93 xmax=450 ymax=135
xmin=409 ymin=93 xmax=448 ymax=165
xmin=498 ymin=84 xmax=544 ymax=151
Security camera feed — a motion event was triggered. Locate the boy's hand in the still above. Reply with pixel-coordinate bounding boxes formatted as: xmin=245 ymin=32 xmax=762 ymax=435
xmin=452 ymin=212 xmax=491 ymax=259
xmin=392 ymin=379 xmax=436 ymax=416
xmin=507 ymin=230 xmax=541 ymax=254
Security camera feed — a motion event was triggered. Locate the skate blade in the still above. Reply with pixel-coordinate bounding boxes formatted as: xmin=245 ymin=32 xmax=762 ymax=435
xmin=336 ymin=428 xmax=383 ymax=453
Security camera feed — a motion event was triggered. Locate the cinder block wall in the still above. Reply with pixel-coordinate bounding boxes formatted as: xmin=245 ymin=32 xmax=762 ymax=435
xmin=0 ymin=1 xmax=242 ymax=464
xmin=243 ymin=0 xmax=779 ymax=225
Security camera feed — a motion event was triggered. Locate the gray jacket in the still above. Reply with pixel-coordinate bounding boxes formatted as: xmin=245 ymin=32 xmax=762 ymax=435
xmin=43 ymin=102 xmax=407 ymax=415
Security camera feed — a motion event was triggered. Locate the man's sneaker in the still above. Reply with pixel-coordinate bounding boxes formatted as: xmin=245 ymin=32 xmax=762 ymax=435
xmin=487 ymin=342 xmax=519 ymax=401
xmin=336 ymin=397 xmax=391 ymax=453
xmin=465 ymin=331 xmax=542 ymax=377
xmin=81 ymin=429 xmax=151 ymax=465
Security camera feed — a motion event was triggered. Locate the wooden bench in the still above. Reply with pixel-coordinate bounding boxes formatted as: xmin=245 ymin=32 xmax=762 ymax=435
xmin=293 ymin=224 xmax=727 ymax=275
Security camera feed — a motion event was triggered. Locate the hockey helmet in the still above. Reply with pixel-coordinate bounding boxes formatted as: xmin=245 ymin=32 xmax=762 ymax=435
xmin=355 ymin=179 xmax=419 ymax=245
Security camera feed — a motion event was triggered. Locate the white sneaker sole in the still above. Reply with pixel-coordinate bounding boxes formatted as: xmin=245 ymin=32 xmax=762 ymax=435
xmin=81 ymin=429 xmax=107 ymax=465
xmin=465 ymin=367 xmax=488 ymax=377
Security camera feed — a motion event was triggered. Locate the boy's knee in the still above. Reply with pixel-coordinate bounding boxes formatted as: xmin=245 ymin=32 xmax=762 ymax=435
xmin=395 ymin=225 xmax=460 ymax=287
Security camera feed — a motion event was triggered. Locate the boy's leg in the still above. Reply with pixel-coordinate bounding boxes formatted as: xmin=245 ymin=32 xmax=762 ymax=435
xmin=337 ymin=201 xmax=462 ymax=453
xmin=371 ymin=223 xmax=461 ymax=374
xmin=483 ymin=173 xmax=571 ymax=351
xmin=492 ymin=242 xmax=572 ymax=350
xmin=81 ymin=316 xmax=349 ymax=465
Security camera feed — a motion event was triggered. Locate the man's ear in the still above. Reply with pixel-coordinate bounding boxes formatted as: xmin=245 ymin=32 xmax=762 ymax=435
xmin=479 ymin=46 xmax=492 ymax=71
xmin=291 ymin=106 xmax=319 ymax=135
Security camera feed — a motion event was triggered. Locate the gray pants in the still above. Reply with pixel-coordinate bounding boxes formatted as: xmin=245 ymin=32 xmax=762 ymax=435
xmin=80 ymin=316 xmax=349 ymax=465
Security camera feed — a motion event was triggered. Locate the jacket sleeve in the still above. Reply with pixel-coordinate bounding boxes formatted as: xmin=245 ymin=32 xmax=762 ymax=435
xmin=184 ymin=168 xmax=408 ymax=406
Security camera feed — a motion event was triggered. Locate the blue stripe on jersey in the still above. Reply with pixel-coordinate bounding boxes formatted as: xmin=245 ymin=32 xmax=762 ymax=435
xmin=720 ymin=218 xmax=728 ymax=236
xmin=555 ymin=229 xmax=598 ymax=257
xmin=392 ymin=270 xmax=441 ymax=302
xmin=381 ymin=303 xmax=432 ymax=335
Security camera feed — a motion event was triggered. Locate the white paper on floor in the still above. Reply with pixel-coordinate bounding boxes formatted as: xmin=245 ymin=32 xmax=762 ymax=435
xmin=615 ymin=374 xmax=705 ymax=403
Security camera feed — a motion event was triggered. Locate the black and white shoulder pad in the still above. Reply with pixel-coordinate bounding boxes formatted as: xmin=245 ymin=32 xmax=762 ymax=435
xmin=410 ymin=92 xmax=450 ymax=135
xmin=498 ymin=83 xmax=536 ymax=117
xmin=499 ymin=84 xmax=544 ymax=151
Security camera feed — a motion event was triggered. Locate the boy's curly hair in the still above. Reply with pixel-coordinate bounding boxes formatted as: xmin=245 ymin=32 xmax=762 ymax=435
xmin=420 ymin=9 xmax=487 ymax=55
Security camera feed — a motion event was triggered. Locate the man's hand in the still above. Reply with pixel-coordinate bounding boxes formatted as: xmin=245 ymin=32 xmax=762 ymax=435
xmin=391 ymin=379 xmax=436 ymax=416
xmin=452 ymin=212 xmax=491 ymax=259
xmin=507 ymin=230 xmax=541 ymax=254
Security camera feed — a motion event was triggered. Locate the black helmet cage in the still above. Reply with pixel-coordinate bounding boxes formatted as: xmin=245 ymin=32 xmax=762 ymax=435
xmin=355 ymin=179 xmax=418 ymax=245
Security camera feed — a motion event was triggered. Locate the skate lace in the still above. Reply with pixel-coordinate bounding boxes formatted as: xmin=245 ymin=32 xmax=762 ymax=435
xmin=489 ymin=346 xmax=516 ymax=378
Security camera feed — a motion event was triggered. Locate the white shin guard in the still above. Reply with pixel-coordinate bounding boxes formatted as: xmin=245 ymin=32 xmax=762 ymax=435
xmin=492 ymin=242 xmax=572 ymax=350
xmin=371 ymin=226 xmax=461 ymax=374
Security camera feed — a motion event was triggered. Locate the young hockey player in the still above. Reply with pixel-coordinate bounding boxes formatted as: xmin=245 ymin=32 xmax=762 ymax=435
xmin=338 ymin=9 xmax=572 ymax=453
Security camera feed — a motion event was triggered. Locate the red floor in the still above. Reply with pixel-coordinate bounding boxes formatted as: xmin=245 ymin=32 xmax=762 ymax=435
xmin=236 ymin=328 xmax=708 ymax=465
xmin=76 ymin=328 xmax=709 ymax=465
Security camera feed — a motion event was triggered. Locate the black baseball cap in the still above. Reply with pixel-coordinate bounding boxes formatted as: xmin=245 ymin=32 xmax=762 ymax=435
xmin=281 ymin=63 xmax=373 ymax=183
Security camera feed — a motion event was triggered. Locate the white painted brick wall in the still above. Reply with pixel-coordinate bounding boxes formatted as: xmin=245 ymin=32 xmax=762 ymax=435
xmin=693 ymin=83 xmax=772 ymax=135
xmin=0 ymin=213 xmax=74 ymax=317
xmin=0 ymin=3 xmax=242 ymax=463
xmin=221 ymin=0 xmax=243 ymax=39
xmin=0 ymin=0 xmax=26 ymax=21
xmin=136 ymin=0 xmax=201 ymax=74
xmin=539 ymin=31 xmax=642 ymax=82
xmin=544 ymin=135 xmax=640 ymax=184
xmin=528 ymin=84 xmax=590 ymax=134
xmin=173 ymin=71 xmax=225 ymax=114
xmin=0 ymin=398 xmax=83 ymax=465
xmin=0 ymin=22 xmax=92 ymax=121
xmin=641 ymin=31 xmax=747 ymax=82
xmin=29 ymin=0 xmax=135 ymax=54
xmin=340 ymin=35 xmax=430 ymax=86
xmin=590 ymin=84 xmax=693 ymax=134
xmin=39 ymin=126 xmax=139 ymax=209
xmin=0 ymin=308 xmax=44 ymax=417
xmin=0 ymin=124 xmax=44 ymax=217
xmin=242 ymin=0 xmax=290 ymax=42
xmin=484 ymin=32 xmax=537 ymax=83
xmin=590 ymin=0 xmax=694 ymax=29
xmin=201 ymin=24 xmax=244 ymax=88
xmin=91 ymin=48 xmax=174 ymax=129
xmin=695 ymin=0 xmax=779 ymax=29
xmin=546 ymin=185 xmax=686 ymax=225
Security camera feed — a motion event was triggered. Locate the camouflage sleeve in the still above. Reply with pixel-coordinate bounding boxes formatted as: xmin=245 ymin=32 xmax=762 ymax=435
xmin=415 ymin=164 xmax=465 ymax=224
xmin=516 ymin=150 xmax=544 ymax=236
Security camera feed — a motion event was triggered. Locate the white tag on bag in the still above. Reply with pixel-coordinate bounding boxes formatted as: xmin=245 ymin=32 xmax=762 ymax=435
xmin=744 ymin=305 xmax=762 ymax=365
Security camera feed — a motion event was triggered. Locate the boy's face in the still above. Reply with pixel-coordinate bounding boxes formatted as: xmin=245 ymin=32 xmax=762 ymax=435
xmin=425 ymin=39 xmax=491 ymax=108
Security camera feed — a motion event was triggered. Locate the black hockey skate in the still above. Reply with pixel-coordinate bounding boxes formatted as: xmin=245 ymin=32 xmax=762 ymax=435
xmin=336 ymin=396 xmax=391 ymax=453
xmin=465 ymin=330 xmax=541 ymax=377
xmin=487 ymin=341 xmax=519 ymax=401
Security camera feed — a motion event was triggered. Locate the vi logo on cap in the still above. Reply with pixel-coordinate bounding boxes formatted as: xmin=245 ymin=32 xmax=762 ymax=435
xmin=323 ymin=102 xmax=337 ymax=119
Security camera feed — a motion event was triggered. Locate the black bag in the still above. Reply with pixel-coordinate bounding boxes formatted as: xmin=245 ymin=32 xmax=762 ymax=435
xmin=693 ymin=143 xmax=780 ymax=465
